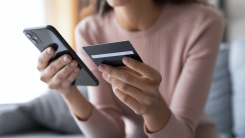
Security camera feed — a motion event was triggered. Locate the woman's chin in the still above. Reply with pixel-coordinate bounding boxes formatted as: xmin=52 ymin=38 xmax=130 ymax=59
xmin=106 ymin=0 xmax=131 ymax=7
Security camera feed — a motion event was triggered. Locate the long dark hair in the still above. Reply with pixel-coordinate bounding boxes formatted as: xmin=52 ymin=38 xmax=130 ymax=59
xmin=96 ymin=0 xmax=207 ymax=15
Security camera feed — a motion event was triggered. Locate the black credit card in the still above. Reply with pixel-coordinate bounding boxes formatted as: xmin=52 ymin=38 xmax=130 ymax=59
xmin=83 ymin=40 xmax=143 ymax=67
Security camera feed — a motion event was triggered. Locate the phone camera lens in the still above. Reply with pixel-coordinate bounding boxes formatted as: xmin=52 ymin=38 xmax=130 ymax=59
xmin=33 ymin=36 xmax=38 ymax=40
xmin=25 ymin=33 xmax=32 ymax=38
xmin=30 ymin=39 xmax=37 ymax=44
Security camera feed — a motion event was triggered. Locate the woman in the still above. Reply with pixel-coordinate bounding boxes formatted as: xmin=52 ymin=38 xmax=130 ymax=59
xmin=37 ymin=0 xmax=224 ymax=137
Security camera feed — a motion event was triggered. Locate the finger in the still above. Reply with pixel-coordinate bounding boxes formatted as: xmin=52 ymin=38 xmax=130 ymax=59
xmin=37 ymin=47 xmax=54 ymax=71
xmin=40 ymin=54 xmax=72 ymax=82
xmin=113 ymin=87 xmax=141 ymax=114
xmin=102 ymin=73 xmax=145 ymax=102
xmin=116 ymin=66 xmax=142 ymax=77
xmin=123 ymin=57 xmax=161 ymax=81
xmin=48 ymin=60 xmax=78 ymax=89
xmin=99 ymin=64 xmax=148 ymax=90
xmin=60 ymin=67 xmax=80 ymax=88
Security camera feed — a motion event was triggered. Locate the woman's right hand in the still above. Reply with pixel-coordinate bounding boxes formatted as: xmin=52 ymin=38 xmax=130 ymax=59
xmin=37 ymin=47 xmax=80 ymax=95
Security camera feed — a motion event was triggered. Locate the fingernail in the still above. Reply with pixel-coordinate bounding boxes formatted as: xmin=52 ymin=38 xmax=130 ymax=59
xmin=112 ymin=85 xmax=115 ymax=89
xmin=47 ymin=48 xmax=52 ymax=54
xmin=63 ymin=56 xmax=68 ymax=62
xmin=99 ymin=65 xmax=105 ymax=72
xmin=123 ymin=57 xmax=130 ymax=65
xmin=74 ymin=68 xmax=79 ymax=72
xmin=113 ymin=86 xmax=117 ymax=92
xmin=70 ymin=61 xmax=76 ymax=67
xmin=102 ymin=73 xmax=108 ymax=79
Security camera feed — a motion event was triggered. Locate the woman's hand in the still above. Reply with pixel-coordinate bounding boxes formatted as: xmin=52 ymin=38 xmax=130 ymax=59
xmin=98 ymin=57 xmax=171 ymax=132
xmin=37 ymin=47 xmax=80 ymax=95
xmin=98 ymin=57 xmax=162 ymax=115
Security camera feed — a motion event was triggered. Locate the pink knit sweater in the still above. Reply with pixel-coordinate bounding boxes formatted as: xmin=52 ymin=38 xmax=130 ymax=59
xmin=72 ymin=3 xmax=224 ymax=138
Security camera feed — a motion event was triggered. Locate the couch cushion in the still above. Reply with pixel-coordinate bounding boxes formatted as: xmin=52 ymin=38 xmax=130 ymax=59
xmin=205 ymin=43 xmax=233 ymax=138
xmin=0 ymin=104 xmax=40 ymax=135
xmin=229 ymin=38 xmax=245 ymax=138
xmin=17 ymin=86 xmax=88 ymax=134
xmin=1 ymin=130 xmax=85 ymax=138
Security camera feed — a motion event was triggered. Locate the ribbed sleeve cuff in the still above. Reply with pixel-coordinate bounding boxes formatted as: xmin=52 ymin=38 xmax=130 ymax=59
xmin=144 ymin=112 xmax=179 ymax=138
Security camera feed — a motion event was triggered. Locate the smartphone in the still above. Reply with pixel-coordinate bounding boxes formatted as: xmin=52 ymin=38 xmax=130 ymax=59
xmin=23 ymin=25 xmax=99 ymax=86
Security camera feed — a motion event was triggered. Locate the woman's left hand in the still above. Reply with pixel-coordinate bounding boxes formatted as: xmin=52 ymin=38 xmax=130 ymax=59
xmin=98 ymin=57 xmax=162 ymax=115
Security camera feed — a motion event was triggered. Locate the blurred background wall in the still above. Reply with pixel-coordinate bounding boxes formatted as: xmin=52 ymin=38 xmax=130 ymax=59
xmin=209 ymin=0 xmax=245 ymax=42
xmin=226 ymin=0 xmax=245 ymax=42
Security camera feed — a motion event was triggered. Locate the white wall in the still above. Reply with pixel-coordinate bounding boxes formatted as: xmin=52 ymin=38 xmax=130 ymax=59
xmin=0 ymin=0 xmax=47 ymax=104
xmin=208 ymin=0 xmax=245 ymax=42
xmin=226 ymin=0 xmax=245 ymax=42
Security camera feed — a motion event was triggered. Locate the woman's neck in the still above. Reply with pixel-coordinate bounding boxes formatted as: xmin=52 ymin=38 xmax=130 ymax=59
xmin=114 ymin=0 xmax=164 ymax=31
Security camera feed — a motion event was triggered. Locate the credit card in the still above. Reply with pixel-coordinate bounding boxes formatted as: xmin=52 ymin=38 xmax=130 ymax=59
xmin=83 ymin=40 xmax=143 ymax=67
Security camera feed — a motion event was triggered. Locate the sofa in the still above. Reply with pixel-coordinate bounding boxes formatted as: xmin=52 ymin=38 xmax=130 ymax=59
xmin=0 ymin=39 xmax=245 ymax=138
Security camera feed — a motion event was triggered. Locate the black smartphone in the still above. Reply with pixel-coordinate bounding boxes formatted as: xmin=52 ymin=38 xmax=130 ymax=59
xmin=23 ymin=25 xmax=99 ymax=86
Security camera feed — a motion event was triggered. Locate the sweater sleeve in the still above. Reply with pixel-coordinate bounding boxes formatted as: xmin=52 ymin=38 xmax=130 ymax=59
xmin=70 ymin=17 xmax=125 ymax=138
xmin=144 ymin=10 xmax=224 ymax=138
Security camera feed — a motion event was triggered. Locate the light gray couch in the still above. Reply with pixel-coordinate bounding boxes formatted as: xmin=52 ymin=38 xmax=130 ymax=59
xmin=0 ymin=87 xmax=87 ymax=138
xmin=1 ymin=39 xmax=245 ymax=138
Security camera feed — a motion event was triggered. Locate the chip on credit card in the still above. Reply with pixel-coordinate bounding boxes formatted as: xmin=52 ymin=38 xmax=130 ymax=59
xmin=83 ymin=40 xmax=143 ymax=67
